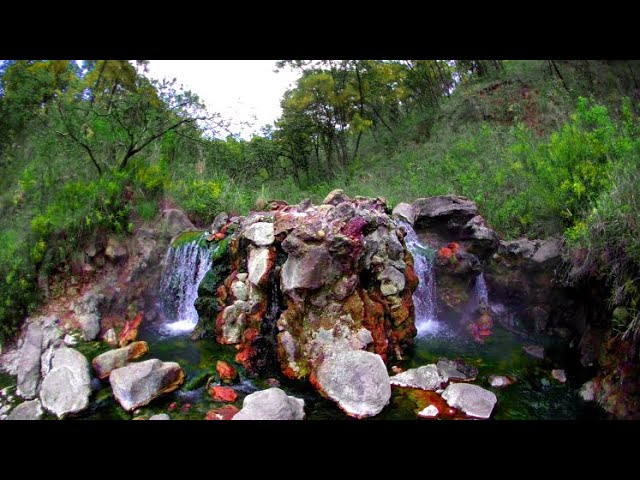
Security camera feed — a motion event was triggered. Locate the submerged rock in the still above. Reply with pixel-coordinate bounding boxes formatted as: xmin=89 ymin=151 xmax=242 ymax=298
xmin=390 ymin=365 xmax=445 ymax=391
xmin=17 ymin=322 xmax=43 ymax=400
xmin=206 ymin=405 xmax=240 ymax=420
xmin=441 ymin=383 xmax=497 ymax=419
xmin=109 ymin=359 xmax=185 ymax=411
xmin=523 ymin=345 xmax=545 ymax=359
xmin=92 ymin=341 xmax=149 ymax=379
xmin=315 ymin=350 xmax=391 ymax=418
xmin=6 ymin=399 xmax=43 ymax=420
xmin=149 ymin=413 xmax=171 ymax=420
xmin=417 ymin=404 xmax=439 ymax=418
xmin=488 ymin=375 xmax=514 ymax=388
xmin=579 ymin=380 xmax=596 ymax=402
xmin=39 ymin=347 xmax=91 ymax=418
xmin=551 ymin=369 xmax=567 ymax=383
xmin=436 ymin=358 xmax=478 ymax=382
xmin=233 ymin=387 xmax=305 ymax=420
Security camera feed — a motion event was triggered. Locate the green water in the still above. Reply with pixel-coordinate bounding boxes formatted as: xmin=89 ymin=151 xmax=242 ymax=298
xmin=80 ymin=321 xmax=603 ymax=420
xmin=2 ymin=320 xmax=604 ymax=420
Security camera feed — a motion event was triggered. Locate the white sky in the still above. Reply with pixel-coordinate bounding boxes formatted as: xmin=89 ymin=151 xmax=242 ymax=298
xmin=143 ymin=60 xmax=300 ymax=140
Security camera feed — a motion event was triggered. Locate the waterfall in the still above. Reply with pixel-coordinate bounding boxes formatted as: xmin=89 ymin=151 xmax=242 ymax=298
xmin=475 ymin=271 xmax=489 ymax=308
xmin=159 ymin=238 xmax=213 ymax=334
xmin=397 ymin=219 xmax=448 ymax=337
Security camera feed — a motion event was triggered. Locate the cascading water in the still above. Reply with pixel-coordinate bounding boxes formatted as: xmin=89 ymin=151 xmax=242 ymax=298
xmin=159 ymin=238 xmax=213 ymax=334
xmin=475 ymin=271 xmax=489 ymax=309
xmin=397 ymin=219 xmax=449 ymax=337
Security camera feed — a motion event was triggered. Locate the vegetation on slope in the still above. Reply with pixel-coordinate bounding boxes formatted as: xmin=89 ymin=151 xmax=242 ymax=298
xmin=1 ymin=59 xmax=640 ymax=344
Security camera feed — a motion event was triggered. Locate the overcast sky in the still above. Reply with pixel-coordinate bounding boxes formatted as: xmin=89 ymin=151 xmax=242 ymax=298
xmin=143 ymin=60 xmax=300 ymax=139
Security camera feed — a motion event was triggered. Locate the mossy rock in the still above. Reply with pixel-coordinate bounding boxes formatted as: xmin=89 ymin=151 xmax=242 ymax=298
xmin=171 ymin=230 xmax=205 ymax=249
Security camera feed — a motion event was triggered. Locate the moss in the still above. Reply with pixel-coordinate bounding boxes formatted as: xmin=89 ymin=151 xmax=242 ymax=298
xmin=170 ymin=230 xmax=205 ymax=248
xmin=75 ymin=340 xmax=111 ymax=363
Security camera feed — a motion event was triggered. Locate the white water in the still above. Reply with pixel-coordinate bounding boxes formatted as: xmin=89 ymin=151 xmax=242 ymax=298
xmin=397 ymin=219 xmax=449 ymax=337
xmin=159 ymin=239 xmax=213 ymax=335
xmin=475 ymin=271 xmax=489 ymax=308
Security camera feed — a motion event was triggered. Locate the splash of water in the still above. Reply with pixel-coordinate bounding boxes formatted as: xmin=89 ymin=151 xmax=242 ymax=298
xmin=159 ymin=238 xmax=213 ymax=335
xmin=397 ymin=219 xmax=449 ymax=337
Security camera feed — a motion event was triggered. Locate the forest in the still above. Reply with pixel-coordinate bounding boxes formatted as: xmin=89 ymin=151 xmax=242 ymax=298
xmin=1 ymin=59 xmax=639 ymax=420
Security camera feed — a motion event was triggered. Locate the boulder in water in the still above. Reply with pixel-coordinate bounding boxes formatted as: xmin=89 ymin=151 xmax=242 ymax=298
xmin=436 ymin=358 xmax=478 ymax=382
xmin=390 ymin=364 xmax=446 ymax=391
xmin=315 ymin=350 xmax=391 ymax=418
xmin=441 ymin=383 xmax=497 ymax=419
xmin=233 ymin=387 xmax=304 ymax=420
xmin=109 ymin=359 xmax=185 ymax=411
xmin=92 ymin=341 xmax=149 ymax=379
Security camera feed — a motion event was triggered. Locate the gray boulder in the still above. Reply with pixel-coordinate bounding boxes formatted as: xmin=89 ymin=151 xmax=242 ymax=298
xmin=436 ymin=359 xmax=478 ymax=382
xmin=109 ymin=359 xmax=185 ymax=411
xmin=390 ymin=364 xmax=445 ymax=391
xmin=17 ymin=323 xmax=43 ymax=399
xmin=92 ymin=341 xmax=149 ymax=379
xmin=281 ymin=244 xmax=337 ymax=292
xmin=315 ymin=350 xmax=391 ymax=418
xmin=72 ymin=291 xmax=105 ymax=341
xmin=392 ymin=203 xmax=415 ymax=225
xmin=413 ymin=195 xmax=478 ymax=228
xmin=39 ymin=347 xmax=91 ymax=418
xmin=248 ymin=246 xmax=272 ymax=287
xmin=441 ymin=383 xmax=497 ymax=419
xmin=243 ymin=222 xmax=275 ymax=246
xmin=531 ymin=237 xmax=563 ymax=265
xmin=6 ymin=399 xmax=43 ymax=420
xmin=233 ymin=387 xmax=305 ymax=420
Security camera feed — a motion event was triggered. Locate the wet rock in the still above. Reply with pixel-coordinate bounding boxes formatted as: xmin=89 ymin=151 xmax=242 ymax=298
xmin=105 ymin=236 xmax=127 ymax=263
xmin=39 ymin=348 xmax=91 ymax=418
xmin=378 ymin=266 xmax=406 ymax=297
xmin=417 ymin=404 xmax=439 ymax=418
xmin=323 ymin=189 xmax=351 ymax=206
xmin=210 ymin=385 xmax=238 ymax=403
xmin=17 ymin=323 xmax=43 ymax=399
xmin=488 ymin=375 xmax=513 ymax=388
xmin=441 ymin=383 xmax=497 ymax=419
xmin=161 ymin=209 xmax=195 ymax=239
xmin=92 ymin=341 xmax=149 ymax=379
xmin=281 ymin=244 xmax=336 ymax=292
xmin=436 ymin=359 xmax=478 ymax=382
xmin=149 ymin=413 xmax=171 ymax=420
xmin=216 ymin=361 xmax=238 ymax=382
xmin=248 ymin=246 xmax=272 ymax=287
xmin=392 ymin=203 xmax=415 ymax=225
xmin=109 ymin=359 xmax=185 ymax=411
xmin=6 ymin=399 xmax=43 ymax=420
xmin=206 ymin=405 xmax=240 ymax=420
xmin=579 ymin=380 xmax=596 ymax=402
xmin=220 ymin=301 xmax=250 ymax=344
xmin=390 ymin=365 xmax=445 ymax=391
xmin=233 ymin=387 xmax=305 ymax=420
xmin=243 ymin=222 xmax=275 ymax=246
xmin=315 ymin=350 xmax=391 ymax=418
xmin=523 ymin=345 xmax=545 ymax=359
xmin=551 ymin=369 xmax=567 ymax=383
